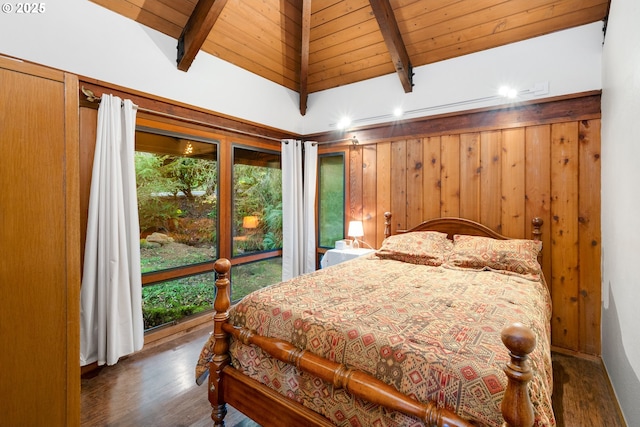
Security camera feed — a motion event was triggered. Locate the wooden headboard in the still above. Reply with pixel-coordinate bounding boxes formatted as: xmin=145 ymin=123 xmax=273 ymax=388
xmin=384 ymin=212 xmax=543 ymax=242
xmin=383 ymin=213 xmax=544 ymax=262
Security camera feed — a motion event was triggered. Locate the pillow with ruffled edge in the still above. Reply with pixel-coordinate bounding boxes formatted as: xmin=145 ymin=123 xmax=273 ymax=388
xmin=375 ymin=231 xmax=453 ymax=266
xmin=446 ymin=234 xmax=542 ymax=278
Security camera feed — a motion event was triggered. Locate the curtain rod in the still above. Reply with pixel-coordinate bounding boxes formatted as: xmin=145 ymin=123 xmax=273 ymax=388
xmin=306 ymin=136 xmax=359 ymax=146
xmin=283 ymin=136 xmax=359 ymax=146
xmin=81 ymin=87 xmax=285 ymax=143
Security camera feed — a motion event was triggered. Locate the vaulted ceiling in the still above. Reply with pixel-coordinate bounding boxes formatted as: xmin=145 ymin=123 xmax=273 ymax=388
xmin=91 ymin=0 xmax=609 ymax=115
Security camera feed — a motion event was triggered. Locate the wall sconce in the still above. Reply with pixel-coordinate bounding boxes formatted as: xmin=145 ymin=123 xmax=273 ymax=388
xmin=348 ymin=220 xmax=364 ymax=249
xmin=242 ymin=215 xmax=259 ymax=229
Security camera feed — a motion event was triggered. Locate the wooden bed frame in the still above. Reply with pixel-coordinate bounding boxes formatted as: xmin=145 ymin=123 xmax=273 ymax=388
xmin=206 ymin=214 xmax=545 ymax=427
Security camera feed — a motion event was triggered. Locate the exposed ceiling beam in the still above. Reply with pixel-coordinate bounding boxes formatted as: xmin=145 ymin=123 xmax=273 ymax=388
xmin=299 ymin=0 xmax=312 ymax=116
xmin=369 ymin=0 xmax=413 ymax=93
xmin=177 ymin=0 xmax=229 ymax=72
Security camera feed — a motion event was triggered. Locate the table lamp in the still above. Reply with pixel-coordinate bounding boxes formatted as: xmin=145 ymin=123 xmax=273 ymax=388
xmin=348 ymin=220 xmax=364 ymax=249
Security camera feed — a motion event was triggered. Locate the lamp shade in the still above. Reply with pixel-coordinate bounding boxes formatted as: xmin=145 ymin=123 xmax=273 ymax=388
xmin=347 ymin=220 xmax=364 ymax=238
xmin=242 ymin=215 xmax=259 ymax=229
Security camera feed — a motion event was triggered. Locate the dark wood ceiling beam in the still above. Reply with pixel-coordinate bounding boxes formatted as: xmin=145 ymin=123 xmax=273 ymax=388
xmin=299 ymin=0 xmax=312 ymax=115
xmin=177 ymin=0 xmax=229 ymax=71
xmin=369 ymin=0 xmax=413 ymax=93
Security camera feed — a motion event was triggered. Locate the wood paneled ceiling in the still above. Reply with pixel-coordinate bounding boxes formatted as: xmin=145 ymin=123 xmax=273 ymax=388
xmin=91 ymin=0 xmax=609 ymax=115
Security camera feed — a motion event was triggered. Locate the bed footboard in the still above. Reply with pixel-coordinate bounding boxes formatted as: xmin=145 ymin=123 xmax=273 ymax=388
xmin=208 ymin=259 xmax=537 ymax=427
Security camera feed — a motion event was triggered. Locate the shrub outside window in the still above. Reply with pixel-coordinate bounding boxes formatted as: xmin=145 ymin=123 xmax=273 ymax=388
xmin=318 ymin=153 xmax=345 ymax=248
xmin=230 ymin=258 xmax=282 ymax=302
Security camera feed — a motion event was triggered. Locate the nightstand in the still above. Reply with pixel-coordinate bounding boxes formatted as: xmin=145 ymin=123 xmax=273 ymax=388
xmin=320 ymin=248 xmax=375 ymax=268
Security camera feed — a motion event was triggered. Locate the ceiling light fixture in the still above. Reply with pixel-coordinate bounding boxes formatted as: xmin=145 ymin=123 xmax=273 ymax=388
xmin=498 ymin=85 xmax=518 ymax=99
xmin=184 ymin=141 xmax=194 ymax=155
xmin=336 ymin=117 xmax=352 ymax=130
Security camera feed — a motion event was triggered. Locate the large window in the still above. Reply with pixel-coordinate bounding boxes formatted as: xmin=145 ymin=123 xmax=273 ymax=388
xmin=231 ymin=146 xmax=282 ymax=300
xmin=135 ymin=129 xmax=218 ymax=330
xmin=318 ymin=153 xmax=345 ymax=248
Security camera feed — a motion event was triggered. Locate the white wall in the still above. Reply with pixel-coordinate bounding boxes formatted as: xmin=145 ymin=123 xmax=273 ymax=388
xmin=0 ymin=1 xmax=602 ymax=135
xmin=304 ymin=22 xmax=603 ymax=134
xmin=601 ymin=0 xmax=640 ymax=424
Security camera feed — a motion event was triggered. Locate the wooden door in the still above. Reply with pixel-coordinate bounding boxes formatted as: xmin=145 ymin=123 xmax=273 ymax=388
xmin=0 ymin=56 xmax=80 ymax=426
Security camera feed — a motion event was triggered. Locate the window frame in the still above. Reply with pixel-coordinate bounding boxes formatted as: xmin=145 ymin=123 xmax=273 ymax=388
xmin=134 ymin=125 xmax=223 ymax=331
xmin=135 ymin=126 xmax=221 ymax=287
xmin=228 ymin=143 xmax=284 ymax=302
xmin=230 ymin=143 xmax=283 ymax=261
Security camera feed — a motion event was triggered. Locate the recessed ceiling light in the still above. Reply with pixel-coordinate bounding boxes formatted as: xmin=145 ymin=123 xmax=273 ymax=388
xmin=393 ymin=107 xmax=403 ymax=117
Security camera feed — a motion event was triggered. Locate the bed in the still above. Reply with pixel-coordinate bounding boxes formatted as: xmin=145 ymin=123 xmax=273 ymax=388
xmin=196 ymin=214 xmax=554 ymax=427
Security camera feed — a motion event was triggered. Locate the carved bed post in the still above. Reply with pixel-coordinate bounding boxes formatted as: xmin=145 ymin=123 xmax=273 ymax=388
xmin=209 ymin=259 xmax=232 ymax=427
xmin=500 ymin=323 xmax=536 ymax=427
xmin=531 ymin=217 xmax=543 ymax=242
xmin=531 ymin=217 xmax=543 ymax=267
xmin=384 ymin=212 xmax=392 ymax=239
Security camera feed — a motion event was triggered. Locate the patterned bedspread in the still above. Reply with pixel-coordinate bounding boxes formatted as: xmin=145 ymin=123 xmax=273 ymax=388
xmin=197 ymin=255 xmax=554 ymax=427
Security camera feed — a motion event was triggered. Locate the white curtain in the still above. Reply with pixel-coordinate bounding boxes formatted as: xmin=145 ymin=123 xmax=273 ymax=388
xmin=303 ymin=141 xmax=318 ymax=273
xmin=80 ymin=95 xmax=144 ymax=366
xmin=281 ymin=139 xmax=318 ymax=280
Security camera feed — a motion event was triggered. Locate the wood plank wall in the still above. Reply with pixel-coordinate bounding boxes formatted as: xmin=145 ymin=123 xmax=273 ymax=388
xmin=334 ymin=93 xmax=601 ymax=355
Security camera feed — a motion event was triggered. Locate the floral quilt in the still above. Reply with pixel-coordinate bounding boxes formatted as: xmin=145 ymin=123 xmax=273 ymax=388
xmin=196 ymin=254 xmax=554 ymax=426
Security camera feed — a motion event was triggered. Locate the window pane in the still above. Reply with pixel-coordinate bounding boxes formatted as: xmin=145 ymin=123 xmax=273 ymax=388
xmin=232 ymin=147 xmax=282 ymax=256
xmin=142 ymin=272 xmax=215 ymax=330
xmin=231 ymin=257 xmax=282 ymax=301
xmin=135 ymin=130 xmax=218 ymax=273
xmin=318 ymin=154 xmax=345 ymax=247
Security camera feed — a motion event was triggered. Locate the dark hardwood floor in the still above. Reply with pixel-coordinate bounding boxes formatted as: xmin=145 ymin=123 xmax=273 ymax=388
xmin=551 ymin=351 xmax=626 ymax=426
xmin=81 ymin=326 xmax=625 ymax=427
